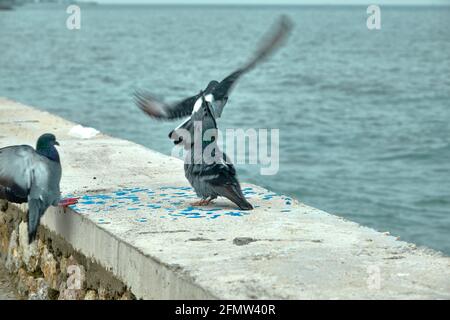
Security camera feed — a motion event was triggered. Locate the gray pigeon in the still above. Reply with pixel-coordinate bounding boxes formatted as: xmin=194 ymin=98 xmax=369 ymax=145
xmin=0 ymin=134 xmax=77 ymax=243
xmin=184 ymin=94 xmax=253 ymax=210
xmin=134 ymin=15 xmax=293 ymax=146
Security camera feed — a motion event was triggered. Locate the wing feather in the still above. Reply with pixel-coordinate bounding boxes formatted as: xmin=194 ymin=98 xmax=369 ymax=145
xmin=0 ymin=145 xmax=36 ymax=198
xmin=134 ymin=90 xmax=201 ymax=120
xmin=0 ymin=145 xmax=61 ymax=205
xmin=211 ymin=15 xmax=293 ymax=104
xmin=134 ymin=16 xmax=292 ymax=123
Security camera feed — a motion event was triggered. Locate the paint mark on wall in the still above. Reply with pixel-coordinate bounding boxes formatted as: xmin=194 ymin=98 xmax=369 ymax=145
xmin=65 ymin=186 xmax=295 ymax=225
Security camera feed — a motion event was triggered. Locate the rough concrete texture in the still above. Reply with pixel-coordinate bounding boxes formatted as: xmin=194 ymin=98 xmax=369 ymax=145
xmin=0 ymin=97 xmax=449 ymax=299
xmin=0 ymin=200 xmax=135 ymax=300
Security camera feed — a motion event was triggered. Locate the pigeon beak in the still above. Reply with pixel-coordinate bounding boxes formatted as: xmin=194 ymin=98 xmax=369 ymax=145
xmin=174 ymin=137 xmax=183 ymax=145
xmin=169 ymin=130 xmax=183 ymax=145
xmin=54 ymin=141 xmax=60 ymax=146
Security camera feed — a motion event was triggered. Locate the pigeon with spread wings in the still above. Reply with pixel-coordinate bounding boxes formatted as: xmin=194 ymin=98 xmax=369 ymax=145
xmin=134 ymin=15 xmax=293 ymax=145
xmin=184 ymin=94 xmax=253 ymax=210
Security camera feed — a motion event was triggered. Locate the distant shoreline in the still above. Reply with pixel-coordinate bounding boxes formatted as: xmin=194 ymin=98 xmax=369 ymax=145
xmin=18 ymin=3 xmax=450 ymax=8
xmin=82 ymin=3 xmax=450 ymax=7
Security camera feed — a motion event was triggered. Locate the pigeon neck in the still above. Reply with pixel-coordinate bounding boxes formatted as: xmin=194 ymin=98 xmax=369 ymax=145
xmin=36 ymin=144 xmax=60 ymax=163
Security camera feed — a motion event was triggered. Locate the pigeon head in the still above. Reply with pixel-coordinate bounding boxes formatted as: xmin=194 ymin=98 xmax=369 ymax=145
xmin=37 ymin=133 xmax=59 ymax=147
xmin=168 ymin=119 xmax=192 ymax=149
xmin=36 ymin=133 xmax=60 ymax=162
xmin=168 ymin=92 xmax=215 ymax=149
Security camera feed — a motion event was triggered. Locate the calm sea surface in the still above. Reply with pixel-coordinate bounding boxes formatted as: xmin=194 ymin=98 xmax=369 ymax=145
xmin=1 ymin=5 xmax=449 ymax=254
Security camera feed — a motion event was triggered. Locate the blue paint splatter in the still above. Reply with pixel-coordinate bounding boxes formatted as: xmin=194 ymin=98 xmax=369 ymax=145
xmin=224 ymin=211 xmax=245 ymax=217
xmin=70 ymin=186 xmax=295 ymax=222
xmin=80 ymin=200 xmax=95 ymax=205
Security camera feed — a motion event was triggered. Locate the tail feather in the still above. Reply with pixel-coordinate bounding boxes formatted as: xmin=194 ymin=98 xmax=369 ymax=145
xmin=28 ymin=199 xmax=47 ymax=244
xmin=216 ymin=184 xmax=253 ymax=211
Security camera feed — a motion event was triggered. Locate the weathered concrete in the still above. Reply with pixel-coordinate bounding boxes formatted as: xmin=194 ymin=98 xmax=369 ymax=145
xmin=0 ymin=97 xmax=449 ymax=299
xmin=0 ymin=202 xmax=135 ymax=300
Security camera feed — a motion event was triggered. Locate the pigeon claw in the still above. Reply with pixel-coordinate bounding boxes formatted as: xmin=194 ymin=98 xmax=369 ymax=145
xmin=191 ymin=199 xmax=211 ymax=207
xmin=59 ymin=197 xmax=79 ymax=207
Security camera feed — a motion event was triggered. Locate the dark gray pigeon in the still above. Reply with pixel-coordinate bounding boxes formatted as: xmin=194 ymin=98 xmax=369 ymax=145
xmin=134 ymin=15 xmax=293 ymax=146
xmin=183 ymin=94 xmax=253 ymax=210
xmin=0 ymin=134 xmax=78 ymax=243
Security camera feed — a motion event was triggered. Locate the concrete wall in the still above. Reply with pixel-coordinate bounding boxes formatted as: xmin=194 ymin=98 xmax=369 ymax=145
xmin=0 ymin=201 xmax=134 ymax=299
xmin=0 ymin=97 xmax=449 ymax=300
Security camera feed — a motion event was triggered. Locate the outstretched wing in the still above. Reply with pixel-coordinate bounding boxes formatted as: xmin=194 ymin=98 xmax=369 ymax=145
xmin=210 ymin=15 xmax=293 ymax=111
xmin=135 ymin=15 xmax=293 ymax=122
xmin=134 ymin=90 xmax=201 ymax=120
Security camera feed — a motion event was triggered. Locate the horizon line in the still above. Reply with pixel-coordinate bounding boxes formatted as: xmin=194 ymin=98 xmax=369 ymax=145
xmin=78 ymin=2 xmax=450 ymax=6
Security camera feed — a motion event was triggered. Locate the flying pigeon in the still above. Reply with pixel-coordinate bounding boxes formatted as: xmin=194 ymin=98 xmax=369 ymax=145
xmin=183 ymin=93 xmax=253 ymax=210
xmin=134 ymin=15 xmax=293 ymax=145
xmin=0 ymin=134 xmax=78 ymax=243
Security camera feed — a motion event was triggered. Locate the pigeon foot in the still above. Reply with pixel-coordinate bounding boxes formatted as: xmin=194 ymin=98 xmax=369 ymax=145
xmin=191 ymin=199 xmax=211 ymax=206
xmin=59 ymin=197 xmax=79 ymax=207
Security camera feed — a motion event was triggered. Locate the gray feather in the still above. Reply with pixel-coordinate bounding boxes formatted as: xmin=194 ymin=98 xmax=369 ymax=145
xmin=27 ymin=198 xmax=47 ymax=243
xmin=0 ymin=144 xmax=62 ymax=243
xmin=184 ymin=96 xmax=253 ymax=210
xmin=135 ymin=15 xmax=293 ymax=125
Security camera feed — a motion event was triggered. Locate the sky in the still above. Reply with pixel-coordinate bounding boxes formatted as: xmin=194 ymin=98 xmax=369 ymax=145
xmin=87 ymin=0 xmax=450 ymax=5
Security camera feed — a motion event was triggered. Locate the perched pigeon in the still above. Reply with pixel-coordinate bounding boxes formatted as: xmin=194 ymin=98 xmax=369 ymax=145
xmin=183 ymin=94 xmax=253 ymax=210
xmin=134 ymin=15 xmax=293 ymax=145
xmin=0 ymin=134 xmax=78 ymax=243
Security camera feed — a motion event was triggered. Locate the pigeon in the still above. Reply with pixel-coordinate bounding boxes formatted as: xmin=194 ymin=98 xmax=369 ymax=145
xmin=0 ymin=134 xmax=78 ymax=243
xmin=134 ymin=15 xmax=293 ymax=146
xmin=183 ymin=93 xmax=253 ymax=210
